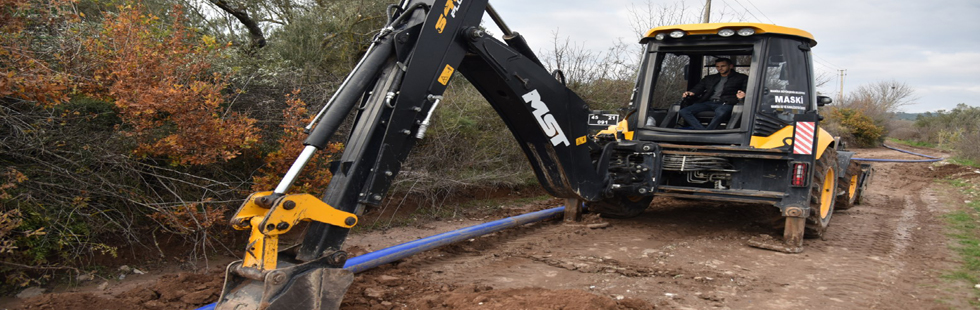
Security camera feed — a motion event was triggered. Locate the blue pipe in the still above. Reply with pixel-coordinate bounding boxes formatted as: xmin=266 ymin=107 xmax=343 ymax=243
xmin=343 ymin=205 xmax=565 ymax=272
xmin=881 ymin=144 xmax=942 ymax=159
xmin=850 ymin=158 xmax=942 ymax=163
xmin=196 ymin=205 xmax=568 ymax=310
xmin=852 ymin=144 xmax=943 ymax=163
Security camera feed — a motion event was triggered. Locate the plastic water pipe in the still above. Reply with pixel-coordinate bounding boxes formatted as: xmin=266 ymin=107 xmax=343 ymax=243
xmin=195 ymin=205 xmax=569 ymax=310
xmin=196 ymin=304 xmax=215 ymax=310
xmin=852 ymin=144 xmax=943 ymax=163
xmin=343 ymin=205 xmax=565 ymax=272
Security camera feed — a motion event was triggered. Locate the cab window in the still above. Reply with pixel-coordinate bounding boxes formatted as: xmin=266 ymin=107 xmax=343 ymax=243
xmin=641 ymin=47 xmax=753 ymax=130
xmin=759 ymin=38 xmax=811 ymax=122
xmin=650 ymin=53 xmax=690 ymax=110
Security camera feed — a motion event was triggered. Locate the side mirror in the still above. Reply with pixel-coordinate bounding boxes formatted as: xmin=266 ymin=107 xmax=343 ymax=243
xmin=817 ymin=96 xmax=833 ymax=107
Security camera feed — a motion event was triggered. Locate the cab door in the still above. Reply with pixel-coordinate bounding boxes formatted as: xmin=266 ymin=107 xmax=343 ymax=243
xmin=753 ymin=37 xmax=816 ymax=137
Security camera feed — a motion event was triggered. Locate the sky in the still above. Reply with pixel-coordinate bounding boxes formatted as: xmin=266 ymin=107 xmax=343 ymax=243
xmin=481 ymin=0 xmax=980 ymax=113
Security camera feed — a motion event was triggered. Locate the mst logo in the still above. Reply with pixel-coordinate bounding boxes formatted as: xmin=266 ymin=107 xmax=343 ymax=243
xmin=523 ymin=90 xmax=570 ymax=147
xmin=435 ymin=0 xmax=463 ymax=34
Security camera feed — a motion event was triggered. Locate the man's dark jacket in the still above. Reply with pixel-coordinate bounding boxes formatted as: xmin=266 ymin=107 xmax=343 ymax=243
xmin=687 ymin=71 xmax=748 ymax=105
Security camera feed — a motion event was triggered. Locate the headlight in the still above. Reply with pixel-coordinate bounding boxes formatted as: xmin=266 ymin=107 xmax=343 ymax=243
xmin=669 ymin=30 xmax=685 ymax=38
xmin=737 ymin=28 xmax=756 ymax=36
xmin=654 ymin=33 xmax=666 ymax=40
xmin=718 ymin=29 xmax=735 ymax=37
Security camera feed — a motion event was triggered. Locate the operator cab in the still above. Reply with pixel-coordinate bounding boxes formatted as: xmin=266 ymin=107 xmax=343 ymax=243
xmin=629 ymin=23 xmax=819 ymax=146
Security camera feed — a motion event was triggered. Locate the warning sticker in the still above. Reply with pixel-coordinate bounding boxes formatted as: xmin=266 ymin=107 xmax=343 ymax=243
xmin=438 ymin=64 xmax=454 ymax=85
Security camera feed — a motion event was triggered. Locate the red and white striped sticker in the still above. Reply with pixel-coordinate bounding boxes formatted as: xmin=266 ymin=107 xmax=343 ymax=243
xmin=794 ymin=122 xmax=815 ymax=155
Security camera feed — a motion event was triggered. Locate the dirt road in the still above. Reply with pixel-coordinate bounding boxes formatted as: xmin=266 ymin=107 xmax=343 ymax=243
xmin=10 ymin=146 xmax=979 ymax=309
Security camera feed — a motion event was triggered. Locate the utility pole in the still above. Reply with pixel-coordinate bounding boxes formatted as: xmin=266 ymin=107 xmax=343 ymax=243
xmin=837 ymin=69 xmax=847 ymax=104
xmin=702 ymin=0 xmax=712 ymax=23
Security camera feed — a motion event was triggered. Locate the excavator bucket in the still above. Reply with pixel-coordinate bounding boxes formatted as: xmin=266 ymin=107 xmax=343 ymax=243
xmin=215 ymin=259 xmax=353 ymax=310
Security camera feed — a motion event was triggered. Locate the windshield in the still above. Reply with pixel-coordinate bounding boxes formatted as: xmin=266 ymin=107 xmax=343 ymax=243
xmin=640 ymin=46 xmax=753 ymax=130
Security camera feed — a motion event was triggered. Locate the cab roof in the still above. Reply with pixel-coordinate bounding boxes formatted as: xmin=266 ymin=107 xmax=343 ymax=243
xmin=642 ymin=23 xmax=817 ymax=46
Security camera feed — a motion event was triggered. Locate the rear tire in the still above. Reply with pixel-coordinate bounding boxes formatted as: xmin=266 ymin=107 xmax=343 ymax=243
xmin=587 ymin=195 xmax=653 ymax=218
xmin=835 ymin=161 xmax=862 ymax=210
xmin=805 ymin=148 xmax=838 ymax=239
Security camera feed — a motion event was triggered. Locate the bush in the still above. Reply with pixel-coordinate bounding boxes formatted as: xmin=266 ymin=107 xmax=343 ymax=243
xmin=956 ymin=130 xmax=980 ymax=162
xmin=0 ymin=1 xmax=339 ymax=289
xmin=886 ymin=119 xmax=920 ymax=141
xmin=912 ymin=104 xmax=980 ymax=161
xmin=825 ymin=107 xmax=884 ymax=147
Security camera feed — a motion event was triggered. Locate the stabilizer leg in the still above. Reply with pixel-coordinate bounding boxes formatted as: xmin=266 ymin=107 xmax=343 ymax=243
xmin=747 ymin=216 xmax=805 ymax=254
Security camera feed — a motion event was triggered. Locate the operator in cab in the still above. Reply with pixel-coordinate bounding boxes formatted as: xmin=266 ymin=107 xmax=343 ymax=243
xmin=678 ymin=58 xmax=747 ymax=130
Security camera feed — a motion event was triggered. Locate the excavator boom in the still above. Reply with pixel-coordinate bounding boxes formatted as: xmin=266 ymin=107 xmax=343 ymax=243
xmin=215 ymin=1 xmax=661 ymax=309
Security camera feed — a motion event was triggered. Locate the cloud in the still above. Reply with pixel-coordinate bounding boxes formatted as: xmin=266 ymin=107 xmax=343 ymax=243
xmin=484 ymin=0 xmax=980 ymax=113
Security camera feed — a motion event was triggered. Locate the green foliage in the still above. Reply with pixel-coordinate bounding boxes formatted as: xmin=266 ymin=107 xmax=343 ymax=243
xmin=941 ymin=178 xmax=980 ymax=305
xmin=401 ymin=77 xmax=537 ymax=195
xmin=2 ymin=1 xmax=262 ymax=289
xmin=886 ymin=138 xmax=936 ymax=149
xmin=909 ymin=104 xmax=980 ymax=162
xmin=266 ymin=1 xmax=387 ymax=74
xmin=949 ymin=158 xmax=980 ymax=169
xmin=825 ymin=107 xmax=884 ymax=147
xmin=836 ymin=80 xmax=916 ymax=145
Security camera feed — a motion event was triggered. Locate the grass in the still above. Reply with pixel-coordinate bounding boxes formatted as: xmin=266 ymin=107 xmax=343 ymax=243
xmin=950 ymin=158 xmax=980 ymax=169
xmin=887 ymin=137 xmax=938 ymax=148
xmin=941 ymin=177 xmax=980 ymax=306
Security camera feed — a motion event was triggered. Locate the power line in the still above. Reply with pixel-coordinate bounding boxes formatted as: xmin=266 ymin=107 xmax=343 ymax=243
xmin=720 ymin=0 xmax=749 ymax=22
xmin=814 ymin=55 xmax=842 ymax=69
xmin=812 ymin=53 xmax=842 ymax=70
xmin=812 ymin=57 xmax=840 ymax=71
xmin=813 ymin=60 xmax=838 ymax=71
xmin=727 ymin=0 xmax=764 ymax=23
xmin=742 ymin=0 xmax=775 ymax=24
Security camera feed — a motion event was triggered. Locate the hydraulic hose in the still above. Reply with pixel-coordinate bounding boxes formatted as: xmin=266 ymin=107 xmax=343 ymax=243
xmin=196 ymin=205 xmax=570 ymax=310
xmin=851 ymin=144 xmax=943 ymax=163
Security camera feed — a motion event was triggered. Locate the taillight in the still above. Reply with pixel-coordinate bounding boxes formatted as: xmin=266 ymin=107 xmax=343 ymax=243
xmin=791 ymin=162 xmax=808 ymax=187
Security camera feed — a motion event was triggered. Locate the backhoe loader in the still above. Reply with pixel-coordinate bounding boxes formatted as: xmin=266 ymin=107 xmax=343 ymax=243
xmin=214 ymin=1 xmax=871 ymax=309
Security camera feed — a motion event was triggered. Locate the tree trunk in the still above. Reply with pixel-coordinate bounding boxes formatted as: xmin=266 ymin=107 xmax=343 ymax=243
xmin=209 ymin=0 xmax=266 ymax=49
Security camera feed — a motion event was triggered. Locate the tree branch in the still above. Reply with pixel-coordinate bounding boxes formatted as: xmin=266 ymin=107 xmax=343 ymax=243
xmin=208 ymin=0 xmax=266 ymax=49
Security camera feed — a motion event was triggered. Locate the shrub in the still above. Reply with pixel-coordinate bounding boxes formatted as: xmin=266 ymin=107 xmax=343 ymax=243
xmin=825 ymin=107 xmax=884 ymax=147
xmin=913 ymin=104 xmax=980 ymax=160
xmin=886 ymin=119 xmax=920 ymax=141
xmin=251 ymin=90 xmax=343 ymax=194
xmin=81 ymin=4 xmax=259 ymax=166
xmin=1 ymin=2 xmax=264 ymax=288
xmin=956 ymin=130 xmax=980 ymax=162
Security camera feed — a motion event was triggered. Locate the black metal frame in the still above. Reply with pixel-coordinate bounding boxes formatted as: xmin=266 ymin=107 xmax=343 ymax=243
xmin=217 ymin=1 xmax=661 ymax=308
xmin=298 ymin=0 xmax=621 ymax=261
